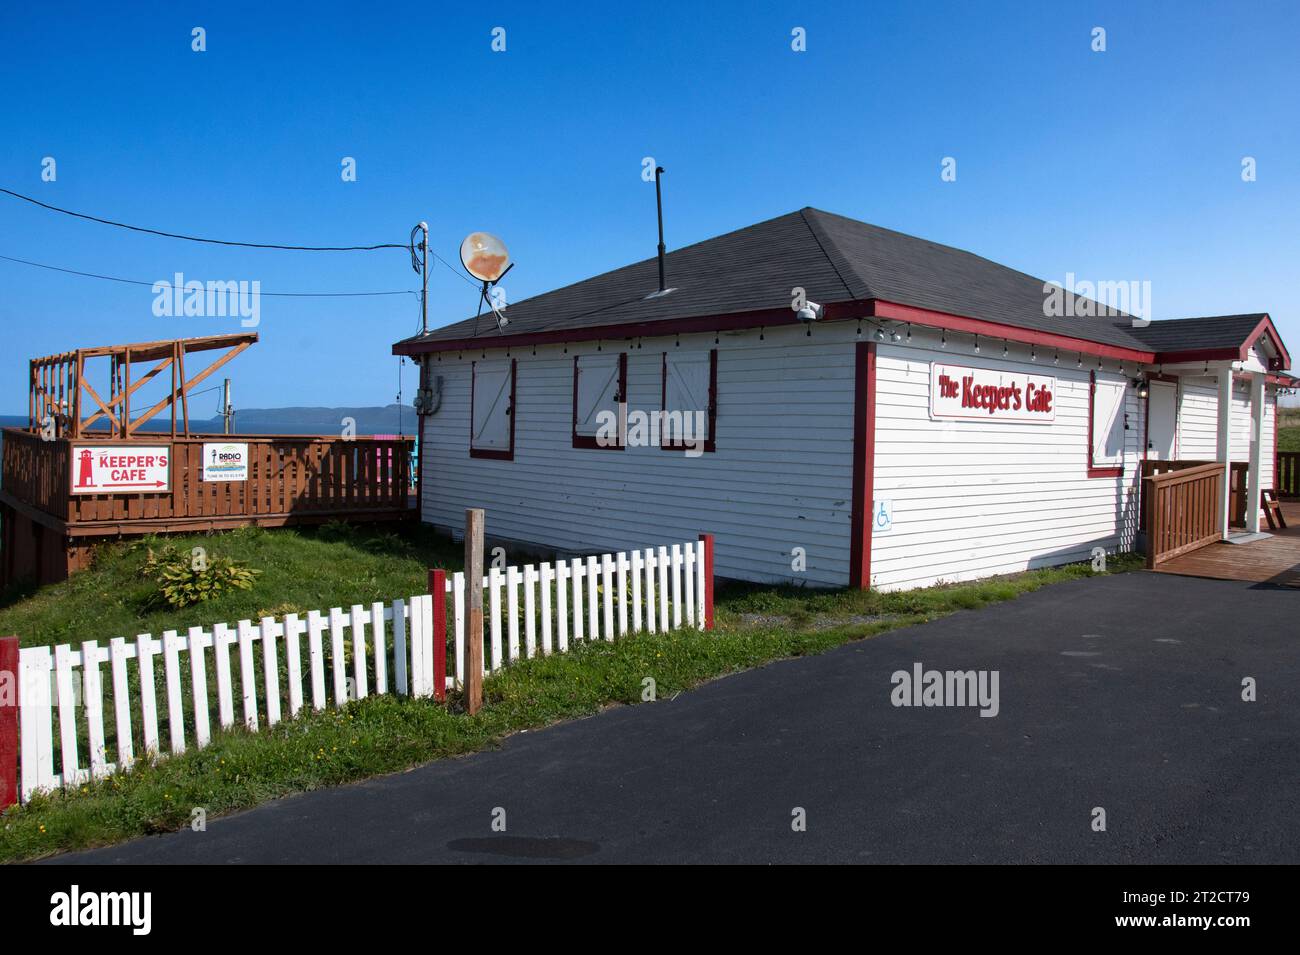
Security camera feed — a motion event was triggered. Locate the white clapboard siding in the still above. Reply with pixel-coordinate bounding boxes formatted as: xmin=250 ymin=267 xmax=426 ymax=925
xmin=14 ymin=538 xmax=710 ymax=803
xmin=420 ymin=327 xmax=854 ymax=587
xmin=868 ymin=328 xmax=1148 ymax=591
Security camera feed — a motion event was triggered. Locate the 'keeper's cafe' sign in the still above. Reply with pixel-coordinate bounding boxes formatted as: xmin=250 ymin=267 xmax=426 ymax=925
xmin=930 ymin=362 xmax=1056 ymax=423
xmin=70 ymin=446 xmax=170 ymax=494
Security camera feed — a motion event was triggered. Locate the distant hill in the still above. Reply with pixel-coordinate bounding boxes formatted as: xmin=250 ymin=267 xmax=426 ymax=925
xmin=0 ymin=405 xmax=417 ymax=437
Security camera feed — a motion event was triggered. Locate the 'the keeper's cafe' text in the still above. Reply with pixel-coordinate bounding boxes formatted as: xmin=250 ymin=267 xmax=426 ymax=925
xmin=930 ymin=363 xmax=1056 ymax=423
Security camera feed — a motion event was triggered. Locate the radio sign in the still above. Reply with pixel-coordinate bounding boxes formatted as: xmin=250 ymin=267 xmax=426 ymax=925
xmin=71 ymin=446 xmax=170 ymax=494
xmin=930 ymin=362 xmax=1056 ymax=423
xmin=202 ymin=442 xmax=249 ymax=482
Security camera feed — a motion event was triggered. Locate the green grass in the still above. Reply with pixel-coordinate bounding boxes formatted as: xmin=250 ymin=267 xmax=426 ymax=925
xmin=0 ymin=525 xmax=1143 ymax=862
xmin=1277 ymin=416 xmax=1300 ymax=452
xmin=0 ymin=521 xmax=464 ymax=650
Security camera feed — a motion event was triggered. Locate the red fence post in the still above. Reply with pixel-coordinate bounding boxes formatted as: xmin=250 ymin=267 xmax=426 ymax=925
xmin=698 ymin=534 xmax=715 ymax=631
xmin=429 ymin=569 xmax=447 ymax=701
xmin=1 ymin=635 xmax=18 ymax=810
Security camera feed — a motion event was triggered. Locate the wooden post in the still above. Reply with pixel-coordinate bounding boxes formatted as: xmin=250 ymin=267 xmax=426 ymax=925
xmin=699 ymin=533 xmax=715 ymax=631
xmin=464 ymin=509 xmax=485 ymax=714
xmin=429 ymin=568 xmax=447 ymax=702
xmin=1 ymin=635 xmax=18 ymax=810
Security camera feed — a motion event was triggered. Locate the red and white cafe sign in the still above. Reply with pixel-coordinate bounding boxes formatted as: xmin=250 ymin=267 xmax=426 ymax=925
xmin=70 ymin=445 xmax=170 ymax=494
xmin=930 ymin=362 xmax=1056 ymax=423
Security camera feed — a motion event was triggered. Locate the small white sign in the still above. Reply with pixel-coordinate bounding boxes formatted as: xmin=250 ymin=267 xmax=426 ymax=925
xmin=70 ymin=446 xmax=170 ymax=494
xmin=873 ymin=499 xmax=893 ymax=533
xmin=202 ymin=442 xmax=250 ymax=482
xmin=931 ymin=362 xmax=1057 ymax=423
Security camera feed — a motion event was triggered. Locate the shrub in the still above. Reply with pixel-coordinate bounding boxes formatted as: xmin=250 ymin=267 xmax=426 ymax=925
xmin=142 ymin=544 xmax=260 ymax=610
xmin=360 ymin=531 xmax=413 ymax=556
xmin=317 ymin=520 xmax=358 ymax=543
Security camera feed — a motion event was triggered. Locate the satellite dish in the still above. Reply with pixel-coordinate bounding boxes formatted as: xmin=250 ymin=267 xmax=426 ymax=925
xmin=459 ymin=232 xmax=511 ymax=284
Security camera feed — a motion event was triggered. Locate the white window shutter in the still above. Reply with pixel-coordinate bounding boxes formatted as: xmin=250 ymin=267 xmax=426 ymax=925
xmin=472 ymin=360 xmax=512 ymax=451
xmin=575 ymin=355 xmax=620 ymax=437
xmin=1091 ymin=379 xmax=1126 ymax=467
xmin=664 ymin=353 xmax=709 ymax=415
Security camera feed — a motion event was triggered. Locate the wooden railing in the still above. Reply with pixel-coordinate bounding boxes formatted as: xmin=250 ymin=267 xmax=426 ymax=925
xmin=1 ymin=428 xmax=73 ymax=520
xmin=2 ymin=429 xmax=415 ymax=530
xmin=1142 ymin=463 xmax=1223 ymax=567
xmin=1276 ymin=451 xmax=1300 ymax=499
xmin=1140 ymin=459 xmax=1247 ymax=529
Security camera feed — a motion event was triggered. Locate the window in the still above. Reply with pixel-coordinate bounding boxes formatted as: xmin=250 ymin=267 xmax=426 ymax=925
xmin=1088 ymin=371 xmax=1125 ymax=477
xmin=660 ymin=349 xmax=717 ymax=452
xmin=470 ymin=358 xmax=515 ymax=460
xmin=572 ymin=352 xmax=626 ymax=449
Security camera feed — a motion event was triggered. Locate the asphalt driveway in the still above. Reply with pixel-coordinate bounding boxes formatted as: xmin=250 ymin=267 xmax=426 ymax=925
xmin=50 ymin=571 xmax=1300 ymax=864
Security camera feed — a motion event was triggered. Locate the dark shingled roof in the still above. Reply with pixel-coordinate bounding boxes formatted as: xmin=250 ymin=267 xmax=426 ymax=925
xmin=395 ymin=208 xmax=1275 ymax=358
xmin=1121 ymin=314 xmax=1268 ymax=351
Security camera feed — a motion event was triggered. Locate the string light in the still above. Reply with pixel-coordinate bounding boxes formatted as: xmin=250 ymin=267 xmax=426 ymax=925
xmin=974 ymin=335 xmax=980 ymax=353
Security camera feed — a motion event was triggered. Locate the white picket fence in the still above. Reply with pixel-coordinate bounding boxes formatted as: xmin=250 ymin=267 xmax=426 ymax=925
xmin=13 ymin=538 xmax=708 ymax=802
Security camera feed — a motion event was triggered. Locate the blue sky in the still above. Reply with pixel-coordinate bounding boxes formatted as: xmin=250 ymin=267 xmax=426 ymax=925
xmin=1 ymin=1 xmax=1296 ymax=413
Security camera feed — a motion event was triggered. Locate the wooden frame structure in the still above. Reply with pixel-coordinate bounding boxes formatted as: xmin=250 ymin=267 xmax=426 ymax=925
xmin=29 ymin=333 xmax=257 ymax=439
xmin=5 ymin=332 xmax=417 ymax=588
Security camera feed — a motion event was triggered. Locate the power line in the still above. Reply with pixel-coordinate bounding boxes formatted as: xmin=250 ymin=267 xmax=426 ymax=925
xmin=0 ymin=186 xmax=407 ymax=252
xmin=0 ymin=252 xmax=417 ymax=298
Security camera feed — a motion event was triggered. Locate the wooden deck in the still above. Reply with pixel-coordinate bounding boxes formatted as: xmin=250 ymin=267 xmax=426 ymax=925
xmin=1153 ymin=501 xmax=1300 ymax=586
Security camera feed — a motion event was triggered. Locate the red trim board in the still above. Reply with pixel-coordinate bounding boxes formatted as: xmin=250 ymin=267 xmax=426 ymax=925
xmin=429 ymin=570 xmax=446 ymax=701
xmin=0 ymin=635 xmax=17 ymax=809
xmin=398 ymin=299 xmax=1166 ymax=365
xmin=699 ymin=534 xmax=715 ymax=630
xmin=849 ymin=342 xmax=877 ymax=589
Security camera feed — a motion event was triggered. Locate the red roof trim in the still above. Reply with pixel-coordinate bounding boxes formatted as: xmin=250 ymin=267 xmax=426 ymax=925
xmin=868 ymin=301 xmax=1155 ymax=363
xmin=397 ymin=298 xmax=1287 ymax=371
xmin=1242 ymin=314 xmax=1290 ymax=370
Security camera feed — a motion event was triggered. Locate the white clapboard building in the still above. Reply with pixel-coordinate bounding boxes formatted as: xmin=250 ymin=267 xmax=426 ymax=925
xmin=394 ymin=209 xmax=1293 ymax=591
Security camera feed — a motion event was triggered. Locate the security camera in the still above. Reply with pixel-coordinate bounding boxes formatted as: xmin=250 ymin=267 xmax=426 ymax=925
xmin=796 ymin=301 xmax=823 ymax=322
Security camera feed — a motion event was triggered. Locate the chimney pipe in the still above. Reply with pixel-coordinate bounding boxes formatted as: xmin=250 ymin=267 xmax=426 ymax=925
xmin=654 ymin=166 xmax=666 ymax=292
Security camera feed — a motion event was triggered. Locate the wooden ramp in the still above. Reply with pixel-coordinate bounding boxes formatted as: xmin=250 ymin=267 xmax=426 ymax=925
xmin=1153 ymin=502 xmax=1300 ymax=587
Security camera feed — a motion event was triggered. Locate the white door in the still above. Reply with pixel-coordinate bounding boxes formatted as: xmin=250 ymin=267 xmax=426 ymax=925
xmin=1146 ymin=380 xmax=1177 ymax=459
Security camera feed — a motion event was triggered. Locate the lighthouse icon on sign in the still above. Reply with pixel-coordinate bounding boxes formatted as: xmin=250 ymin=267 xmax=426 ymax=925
xmin=76 ymin=449 xmax=95 ymax=489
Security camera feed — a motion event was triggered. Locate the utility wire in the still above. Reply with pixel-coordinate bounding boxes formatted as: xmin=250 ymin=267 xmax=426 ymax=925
xmin=0 ymin=186 xmax=407 ymax=252
xmin=0 ymin=252 xmax=417 ymax=297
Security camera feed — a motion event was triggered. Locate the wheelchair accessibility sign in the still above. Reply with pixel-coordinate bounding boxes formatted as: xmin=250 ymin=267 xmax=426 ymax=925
xmin=873 ymin=499 xmax=892 ymax=533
